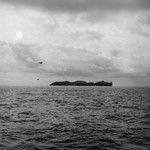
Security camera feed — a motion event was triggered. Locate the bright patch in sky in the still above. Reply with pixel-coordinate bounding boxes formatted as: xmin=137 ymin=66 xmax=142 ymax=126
xmin=16 ymin=32 xmax=23 ymax=40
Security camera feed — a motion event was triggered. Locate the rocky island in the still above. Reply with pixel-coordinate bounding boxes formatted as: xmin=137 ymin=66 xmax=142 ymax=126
xmin=50 ymin=81 xmax=113 ymax=86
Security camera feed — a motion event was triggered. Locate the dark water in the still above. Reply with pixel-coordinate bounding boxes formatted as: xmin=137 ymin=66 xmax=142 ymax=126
xmin=0 ymin=86 xmax=150 ymax=150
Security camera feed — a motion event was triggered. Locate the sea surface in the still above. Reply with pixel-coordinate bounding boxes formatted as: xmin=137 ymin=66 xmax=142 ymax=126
xmin=0 ymin=86 xmax=150 ymax=150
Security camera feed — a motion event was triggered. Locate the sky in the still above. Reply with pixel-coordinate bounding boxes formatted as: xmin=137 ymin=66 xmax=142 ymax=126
xmin=0 ymin=0 xmax=150 ymax=86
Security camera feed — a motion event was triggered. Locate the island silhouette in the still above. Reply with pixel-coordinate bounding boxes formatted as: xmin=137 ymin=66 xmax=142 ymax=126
xmin=50 ymin=81 xmax=113 ymax=86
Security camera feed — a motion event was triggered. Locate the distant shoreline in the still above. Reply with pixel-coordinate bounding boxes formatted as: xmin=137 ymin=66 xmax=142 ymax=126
xmin=50 ymin=81 xmax=113 ymax=86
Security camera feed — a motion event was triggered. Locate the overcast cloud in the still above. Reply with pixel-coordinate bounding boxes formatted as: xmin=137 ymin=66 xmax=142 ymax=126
xmin=0 ymin=0 xmax=150 ymax=86
xmin=1 ymin=0 xmax=150 ymax=13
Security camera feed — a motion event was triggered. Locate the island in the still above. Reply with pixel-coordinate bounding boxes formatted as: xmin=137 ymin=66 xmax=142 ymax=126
xmin=50 ymin=81 xmax=113 ymax=86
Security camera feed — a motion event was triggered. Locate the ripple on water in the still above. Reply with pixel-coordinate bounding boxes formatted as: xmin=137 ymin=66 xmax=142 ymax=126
xmin=0 ymin=86 xmax=150 ymax=150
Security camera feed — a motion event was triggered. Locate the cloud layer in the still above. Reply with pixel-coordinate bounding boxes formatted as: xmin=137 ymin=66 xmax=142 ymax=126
xmin=0 ymin=1 xmax=150 ymax=86
xmin=1 ymin=0 xmax=150 ymax=13
xmin=0 ymin=42 xmax=118 ymax=76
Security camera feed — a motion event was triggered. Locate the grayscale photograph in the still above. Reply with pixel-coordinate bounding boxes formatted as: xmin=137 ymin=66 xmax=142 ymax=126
xmin=0 ymin=0 xmax=150 ymax=150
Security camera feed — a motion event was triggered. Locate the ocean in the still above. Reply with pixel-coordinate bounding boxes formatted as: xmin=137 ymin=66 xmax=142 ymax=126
xmin=0 ymin=86 xmax=150 ymax=150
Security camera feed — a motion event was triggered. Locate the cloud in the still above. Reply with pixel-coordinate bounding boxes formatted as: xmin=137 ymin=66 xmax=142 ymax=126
xmin=0 ymin=42 xmax=42 ymax=73
xmin=70 ymin=30 xmax=103 ymax=42
xmin=0 ymin=0 xmax=150 ymax=14
xmin=0 ymin=1 xmax=150 ymax=86
xmin=110 ymin=50 xmax=121 ymax=57
xmin=0 ymin=41 xmax=119 ymax=77
xmin=1 ymin=41 xmax=150 ymax=80
xmin=129 ymin=14 xmax=150 ymax=37
xmin=145 ymin=73 xmax=150 ymax=77
xmin=12 ymin=44 xmax=42 ymax=70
